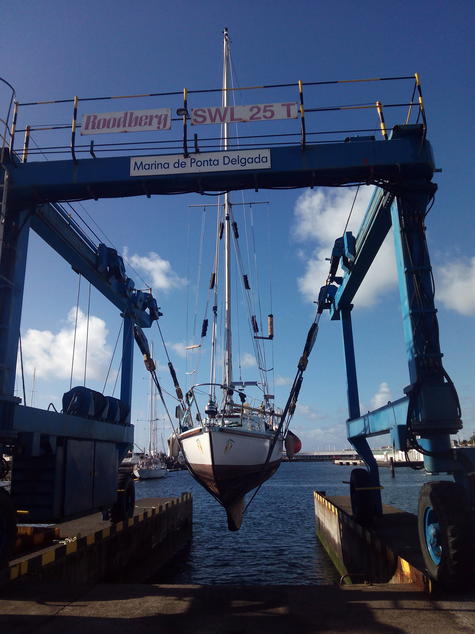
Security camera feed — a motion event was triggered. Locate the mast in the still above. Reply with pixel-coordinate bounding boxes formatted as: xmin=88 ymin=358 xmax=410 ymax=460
xmin=222 ymin=27 xmax=233 ymax=394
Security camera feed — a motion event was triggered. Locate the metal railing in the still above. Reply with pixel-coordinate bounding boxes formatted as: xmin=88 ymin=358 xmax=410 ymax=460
xmin=8 ymin=74 xmax=427 ymax=164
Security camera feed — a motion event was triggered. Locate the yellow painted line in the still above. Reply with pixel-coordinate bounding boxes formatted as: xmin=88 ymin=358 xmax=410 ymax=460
xmin=128 ymin=518 xmax=134 ymax=528
xmin=66 ymin=541 xmax=77 ymax=555
xmin=86 ymin=534 xmax=95 ymax=545
xmin=9 ymin=565 xmax=19 ymax=580
xmin=20 ymin=561 xmax=29 ymax=576
xmin=116 ymin=521 xmax=124 ymax=532
xmin=400 ymin=558 xmax=411 ymax=575
xmin=41 ymin=550 xmax=55 ymax=566
xmin=102 ymin=527 xmax=110 ymax=539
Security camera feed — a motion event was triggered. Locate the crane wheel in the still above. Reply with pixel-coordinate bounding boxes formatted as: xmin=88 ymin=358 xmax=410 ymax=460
xmin=418 ymin=481 xmax=472 ymax=590
xmin=0 ymin=488 xmax=16 ymax=567
xmin=110 ymin=472 xmax=136 ymax=524
xmin=350 ymin=468 xmax=379 ymax=527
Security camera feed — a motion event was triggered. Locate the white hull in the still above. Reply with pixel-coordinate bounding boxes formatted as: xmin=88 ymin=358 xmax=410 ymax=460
xmin=180 ymin=426 xmax=282 ymax=467
xmin=178 ymin=425 xmax=283 ymax=529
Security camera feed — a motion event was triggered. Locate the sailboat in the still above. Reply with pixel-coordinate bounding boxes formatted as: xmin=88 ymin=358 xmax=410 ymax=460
xmin=174 ymin=29 xmax=288 ymax=531
xmin=134 ymin=453 xmax=167 ymax=480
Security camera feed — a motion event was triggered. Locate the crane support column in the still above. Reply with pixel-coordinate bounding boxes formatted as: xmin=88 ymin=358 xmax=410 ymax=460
xmin=341 ymin=306 xmax=360 ymax=422
xmin=390 ymin=182 xmax=475 ymax=587
xmin=341 ymin=305 xmax=383 ymax=518
xmin=120 ymin=315 xmax=134 ymax=425
xmin=0 ymin=205 xmax=31 ymax=404
xmin=390 ymin=182 xmax=462 ymax=470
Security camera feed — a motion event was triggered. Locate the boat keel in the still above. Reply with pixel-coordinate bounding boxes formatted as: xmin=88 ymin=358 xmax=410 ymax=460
xmin=225 ymin=497 xmax=244 ymax=531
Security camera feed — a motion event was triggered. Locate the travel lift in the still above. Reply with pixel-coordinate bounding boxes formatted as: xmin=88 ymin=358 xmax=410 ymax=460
xmin=0 ymin=80 xmax=473 ymax=586
xmin=0 ymin=194 xmax=161 ymax=565
xmin=317 ymin=180 xmax=475 ymax=589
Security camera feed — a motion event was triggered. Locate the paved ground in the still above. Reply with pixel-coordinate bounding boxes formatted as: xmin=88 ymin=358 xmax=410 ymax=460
xmin=1 ymin=583 xmax=474 ymax=634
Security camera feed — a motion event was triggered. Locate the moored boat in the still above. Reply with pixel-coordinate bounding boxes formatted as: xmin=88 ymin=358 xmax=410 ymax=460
xmin=134 ymin=454 xmax=167 ymax=480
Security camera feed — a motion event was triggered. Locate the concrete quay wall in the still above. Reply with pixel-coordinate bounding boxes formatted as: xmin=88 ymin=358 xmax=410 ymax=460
xmin=314 ymin=491 xmax=431 ymax=591
xmin=2 ymin=494 xmax=192 ymax=586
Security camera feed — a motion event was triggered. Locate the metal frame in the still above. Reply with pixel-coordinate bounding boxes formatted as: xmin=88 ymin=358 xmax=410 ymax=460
xmin=7 ymin=127 xmax=434 ymax=208
xmin=317 ymin=127 xmax=475 ymax=517
xmin=0 ymin=159 xmax=160 ymax=521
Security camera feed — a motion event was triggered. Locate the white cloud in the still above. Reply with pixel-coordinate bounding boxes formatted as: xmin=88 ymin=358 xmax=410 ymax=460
xmin=168 ymin=342 xmax=188 ymax=358
xmin=292 ymin=425 xmax=349 ymax=451
xmin=293 ymin=187 xmax=397 ymax=307
xmin=20 ymin=308 xmax=111 ymax=382
xmin=124 ymin=249 xmax=187 ymax=292
xmin=370 ymin=382 xmax=392 ymax=410
xmin=295 ymin=403 xmax=325 ymax=421
xmin=294 ymin=188 xmax=365 ymax=244
xmin=240 ymin=353 xmax=257 ymax=368
xmin=435 ymin=256 xmax=475 ymax=317
xmin=275 ymin=375 xmax=292 ymax=386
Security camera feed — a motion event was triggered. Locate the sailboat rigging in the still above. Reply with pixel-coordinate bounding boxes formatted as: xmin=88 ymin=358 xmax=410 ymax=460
xmin=172 ymin=28 xmax=299 ymax=531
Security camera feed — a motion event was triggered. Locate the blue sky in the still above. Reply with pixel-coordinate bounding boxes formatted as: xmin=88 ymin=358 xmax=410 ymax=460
xmin=2 ymin=0 xmax=474 ymax=451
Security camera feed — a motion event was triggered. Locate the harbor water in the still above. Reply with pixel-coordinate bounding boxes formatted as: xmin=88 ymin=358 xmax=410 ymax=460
xmin=137 ymin=461 xmax=443 ymax=585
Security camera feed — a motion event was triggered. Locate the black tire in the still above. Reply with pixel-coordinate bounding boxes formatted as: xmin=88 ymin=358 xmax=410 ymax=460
xmin=110 ymin=472 xmax=135 ymax=524
xmin=0 ymin=488 xmax=16 ymax=567
xmin=350 ymin=468 xmax=379 ymax=526
xmin=417 ymin=481 xmax=472 ymax=590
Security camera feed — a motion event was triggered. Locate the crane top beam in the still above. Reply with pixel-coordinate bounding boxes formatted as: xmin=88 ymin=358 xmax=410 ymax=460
xmin=5 ymin=125 xmax=434 ymax=209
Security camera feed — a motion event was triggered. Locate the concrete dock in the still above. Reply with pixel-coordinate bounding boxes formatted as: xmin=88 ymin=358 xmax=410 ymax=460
xmin=2 ymin=494 xmax=192 ymax=586
xmin=1 ymin=582 xmax=474 ymax=633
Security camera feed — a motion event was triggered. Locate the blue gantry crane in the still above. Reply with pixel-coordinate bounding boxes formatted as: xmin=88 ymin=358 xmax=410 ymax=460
xmin=317 ymin=162 xmax=475 ymax=588
xmin=0 ymin=72 xmax=473 ymax=587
